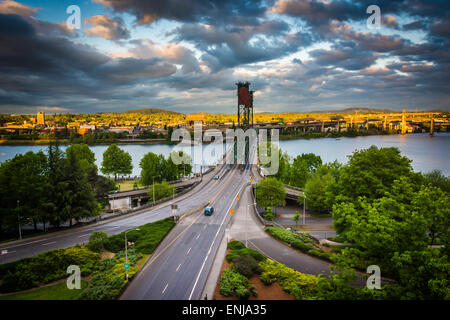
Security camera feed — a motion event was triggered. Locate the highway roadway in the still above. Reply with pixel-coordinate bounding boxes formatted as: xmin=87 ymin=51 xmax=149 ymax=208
xmin=120 ymin=143 xmax=257 ymax=300
xmin=0 ymin=153 xmax=234 ymax=265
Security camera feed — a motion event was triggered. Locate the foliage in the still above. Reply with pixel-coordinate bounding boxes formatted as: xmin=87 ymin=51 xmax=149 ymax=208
xmin=226 ymin=247 xmax=267 ymax=263
xmin=147 ymin=181 xmax=175 ymax=203
xmin=231 ymin=255 xmax=262 ymax=278
xmin=292 ymin=211 xmax=300 ymax=225
xmin=87 ymin=231 xmax=109 ymax=252
xmin=79 ymin=249 xmax=142 ymax=300
xmin=255 ymin=177 xmax=285 ymax=207
xmin=288 ymin=153 xmax=322 ymax=188
xmin=259 ymin=260 xmax=318 ymax=299
xmin=104 ymin=218 xmax=175 ymax=254
xmin=219 ymin=269 xmax=256 ymax=300
xmin=303 ymin=164 xmax=337 ymax=213
xmin=423 ymin=170 xmax=450 ymax=193
xmin=101 ymin=144 xmax=133 ymax=180
xmin=0 ymin=246 xmax=100 ymax=293
xmin=262 ymin=207 xmax=275 ymax=221
xmin=227 ymin=240 xmax=246 ymax=250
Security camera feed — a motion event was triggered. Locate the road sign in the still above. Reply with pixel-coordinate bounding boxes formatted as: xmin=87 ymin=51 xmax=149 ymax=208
xmin=250 ymin=178 xmax=253 ymax=183
xmin=230 ymin=208 xmax=234 ymax=216
xmin=124 ymin=263 xmax=129 ymax=270
xmin=237 ymin=195 xmax=240 ymax=200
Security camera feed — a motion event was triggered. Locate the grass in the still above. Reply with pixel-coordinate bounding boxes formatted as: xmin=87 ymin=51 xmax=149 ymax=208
xmin=116 ymin=180 xmax=143 ymax=191
xmin=0 ymin=280 xmax=88 ymax=300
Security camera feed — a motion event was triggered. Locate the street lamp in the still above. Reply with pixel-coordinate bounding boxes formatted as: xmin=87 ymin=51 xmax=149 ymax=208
xmin=17 ymin=200 xmax=22 ymax=240
xmin=246 ymin=202 xmax=256 ymax=247
xmin=152 ymin=175 xmax=161 ymax=205
xmin=125 ymin=228 xmax=140 ymax=281
xmin=302 ymin=193 xmax=306 ymax=225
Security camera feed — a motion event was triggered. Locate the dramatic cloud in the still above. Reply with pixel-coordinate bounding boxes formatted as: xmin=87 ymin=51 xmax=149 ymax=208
xmin=0 ymin=0 xmax=449 ymax=113
xmin=84 ymin=15 xmax=130 ymax=40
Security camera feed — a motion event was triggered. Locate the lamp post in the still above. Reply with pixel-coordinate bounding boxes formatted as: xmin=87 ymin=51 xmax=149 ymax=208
xmin=17 ymin=200 xmax=22 ymax=240
xmin=125 ymin=228 xmax=140 ymax=281
xmin=152 ymin=175 xmax=161 ymax=205
xmin=246 ymin=202 xmax=256 ymax=247
xmin=302 ymin=194 xmax=306 ymax=226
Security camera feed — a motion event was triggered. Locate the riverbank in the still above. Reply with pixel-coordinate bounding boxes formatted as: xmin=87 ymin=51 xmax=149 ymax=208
xmin=0 ymin=138 xmax=176 ymax=146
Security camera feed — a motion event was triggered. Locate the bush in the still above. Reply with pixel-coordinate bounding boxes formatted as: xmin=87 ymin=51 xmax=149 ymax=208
xmin=259 ymin=260 xmax=318 ymax=299
xmin=104 ymin=218 xmax=175 ymax=254
xmin=266 ymin=227 xmax=317 ymax=254
xmin=226 ymin=248 xmax=266 ymax=263
xmin=262 ymin=207 xmax=275 ymax=221
xmin=227 ymin=240 xmax=246 ymax=250
xmin=231 ymin=256 xmax=262 ymax=278
xmin=0 ymin=246 xmax=100 ymax=293
xmin=219 ymin=269 xmax=256 ymax=300
xmin=87 ymin=231 xmax=109 ymax=252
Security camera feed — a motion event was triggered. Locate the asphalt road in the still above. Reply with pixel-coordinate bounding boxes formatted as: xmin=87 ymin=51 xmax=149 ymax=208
xmin=120 ymin=143 xmax=257 ymax=300
xmin=0 ymin=157 xmax=233 ymax=265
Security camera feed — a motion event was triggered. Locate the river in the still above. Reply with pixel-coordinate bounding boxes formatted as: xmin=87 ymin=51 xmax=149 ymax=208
xmin=0 ymin=133 xmax=448 ymax=176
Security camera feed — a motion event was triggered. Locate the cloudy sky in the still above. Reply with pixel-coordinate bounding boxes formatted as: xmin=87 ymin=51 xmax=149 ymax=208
xmin=0 ymin=0 xmax=449 ymax=114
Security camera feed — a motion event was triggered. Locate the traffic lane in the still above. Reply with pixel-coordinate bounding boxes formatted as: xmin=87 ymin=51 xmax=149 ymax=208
xmin=0 ymin=170 xmax=231 ymax=264
xmin=122 ymin=170 xmax=245 ymax=300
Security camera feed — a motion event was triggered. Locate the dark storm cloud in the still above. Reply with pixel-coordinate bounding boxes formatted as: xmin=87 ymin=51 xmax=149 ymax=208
xmin=94 ymin=0 xmax=272 ymax=25
xmin=310 ymin=46 xmax=377 ymax=70
xmin=0 ymin=13 xmax=177 ymax=112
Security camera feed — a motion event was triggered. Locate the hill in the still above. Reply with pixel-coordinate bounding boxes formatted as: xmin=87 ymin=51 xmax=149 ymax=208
xmin=123 ymin=108 xmax=182 ymax=115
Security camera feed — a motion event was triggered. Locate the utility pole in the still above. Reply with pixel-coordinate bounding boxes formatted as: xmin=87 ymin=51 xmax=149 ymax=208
xmin=303 ymin=194 xmax=306 ymax=225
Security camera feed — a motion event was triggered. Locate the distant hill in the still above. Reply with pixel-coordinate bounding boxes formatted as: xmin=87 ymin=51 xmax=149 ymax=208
xmin=123 ymin=108 xmax=182 ymax=115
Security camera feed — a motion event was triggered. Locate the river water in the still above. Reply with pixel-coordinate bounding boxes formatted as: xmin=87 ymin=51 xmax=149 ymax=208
xmin=0 ymin=133 xmax=448 ymax=176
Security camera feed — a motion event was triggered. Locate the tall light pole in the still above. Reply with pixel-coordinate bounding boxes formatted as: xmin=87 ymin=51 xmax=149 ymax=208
xmin=302 ymin=194 xmax=306 ymax=226
xmin=152 ymin=175 xmax=160 ymax=205
xmin=17 ymin=200 xmax=22 ymax=240
xmin=125 ymin=228 xmax=140 ymax=281
xmin=246 ymin=202 xmax=256 ymax=247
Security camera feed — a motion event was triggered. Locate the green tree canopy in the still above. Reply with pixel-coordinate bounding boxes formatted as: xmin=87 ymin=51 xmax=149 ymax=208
xmin=101 ymin=144 xmax=132 ymax=180
xmin=255 ymin=177 xmax=286 ymax=207
xmin=303 ymin=165 xmax=336 ymax=213
xmin=148 ymin=181 xmax=175 ymax=203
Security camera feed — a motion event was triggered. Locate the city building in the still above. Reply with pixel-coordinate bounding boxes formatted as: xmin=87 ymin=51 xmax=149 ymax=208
xmin=37 ymin=112 xmax=45 ymax=125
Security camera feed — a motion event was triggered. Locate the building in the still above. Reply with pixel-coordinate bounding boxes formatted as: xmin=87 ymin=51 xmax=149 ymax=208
xmin=37 ymin=112 xmax=45 ymax=125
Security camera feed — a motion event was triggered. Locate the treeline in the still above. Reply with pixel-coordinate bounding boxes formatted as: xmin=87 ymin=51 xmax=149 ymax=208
xmin=69 ymin=132 xmax=128 ymax=144
xmin=0 ymin=143 xmax=115 ymax=240
xmin=259 ymin=145 xmax=449 ymax=299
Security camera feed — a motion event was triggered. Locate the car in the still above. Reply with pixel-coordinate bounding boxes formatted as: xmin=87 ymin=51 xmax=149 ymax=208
xmin=204 ymin=206 xmax=214 ymax=216
xmin=213 ymin=175 xmax=220 ymax=180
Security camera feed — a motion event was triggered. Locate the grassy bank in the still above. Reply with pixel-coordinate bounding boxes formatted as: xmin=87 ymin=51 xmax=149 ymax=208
xmin=0 ymin=280 xmax=88 ymax=300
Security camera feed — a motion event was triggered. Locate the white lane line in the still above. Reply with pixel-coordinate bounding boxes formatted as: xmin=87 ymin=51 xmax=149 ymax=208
xmin=196 ymin=234 xmax=200 ymax=239
xmin=176 ymin=264 xmax=181 ymax=272
xmin=41 ymin=241 xmax=56 ymax=246
xmin=1 ymin=250 xmax=16 ymax=255
xmin=162 ymin=284 xmax=168 ymax=294
xmin=78 ymin=234 xmax=90 ymax=238
xmin=0 ymin=238 xmax=51 ymax=251
xmin=188 ymin=181 xmax=246 ymax=300
xmin=186 ymin=247 xmax=191 ymax=255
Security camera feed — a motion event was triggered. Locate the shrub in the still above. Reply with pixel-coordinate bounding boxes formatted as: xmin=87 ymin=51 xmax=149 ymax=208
xmin=87 ymin=231 xmax=109 ymax=252
xmin=265 ymin=227 xmax=318 ymax=254
xmin=231 ymin=256 xmax=262 ymax=278
xmin=226 ymin=248 xmax=266 ymax=263
xmin=262 ymin=207 xmax=275 ymax=221
xmin=0 ymin=246 xmax=100 ymax=293
xmin=228 ymin=240 xmax=245 ymax=250
xmin=258 ymin=260 xmax=318 ymax=299
xmin=219 ymin=269 xmax=256 ymax=300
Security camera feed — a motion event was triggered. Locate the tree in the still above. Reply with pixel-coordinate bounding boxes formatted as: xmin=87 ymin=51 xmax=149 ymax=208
xmin=336 ymin=146 xmax=414 ymax=203
xmin=258 ymin=142 xmax=290 ymax=182
xmin=255 ymin=177 xmax=285 ymax=207
xmin=87 ymin=230 xmax=109 ymax=252
xmin=169 ymin=150 xmax=192 ymax=178
xmin=423 ymin=170 xmax=450 ymax=193
xmin=0 ymin=151 xmax=48 ymax=236
xmin=292 ymin=211 xmax=300 ymax=226
xmin=303 ymin=165 xmax=336 ymax=213
xmin=140 ymin=152 xmax=165 ymax=186
xmin=147 ymin=181 xmax=175 ymax=203
xmin=101 ymin=144 xmax=132 ymax=180
xmin=288 ymin=153 xmax=322 ymax=188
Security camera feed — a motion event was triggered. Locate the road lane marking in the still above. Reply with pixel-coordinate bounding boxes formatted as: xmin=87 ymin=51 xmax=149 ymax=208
xmin=176 ymin=264 xmax=181 ymax=272
xmin=78 ymin=234 xmax=90 ymax=238
xmin=162 ymin=284 xmax=168 ymax=294
xmin=188 ymin=178 xmax=247 ymax=300
xmin=196 ymin=234 xmax=200 ymax=239
xmin=186 ymin=247 xmax=191 ymax=255
xmin=41 ymin=242 xmax=56 ymax=246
